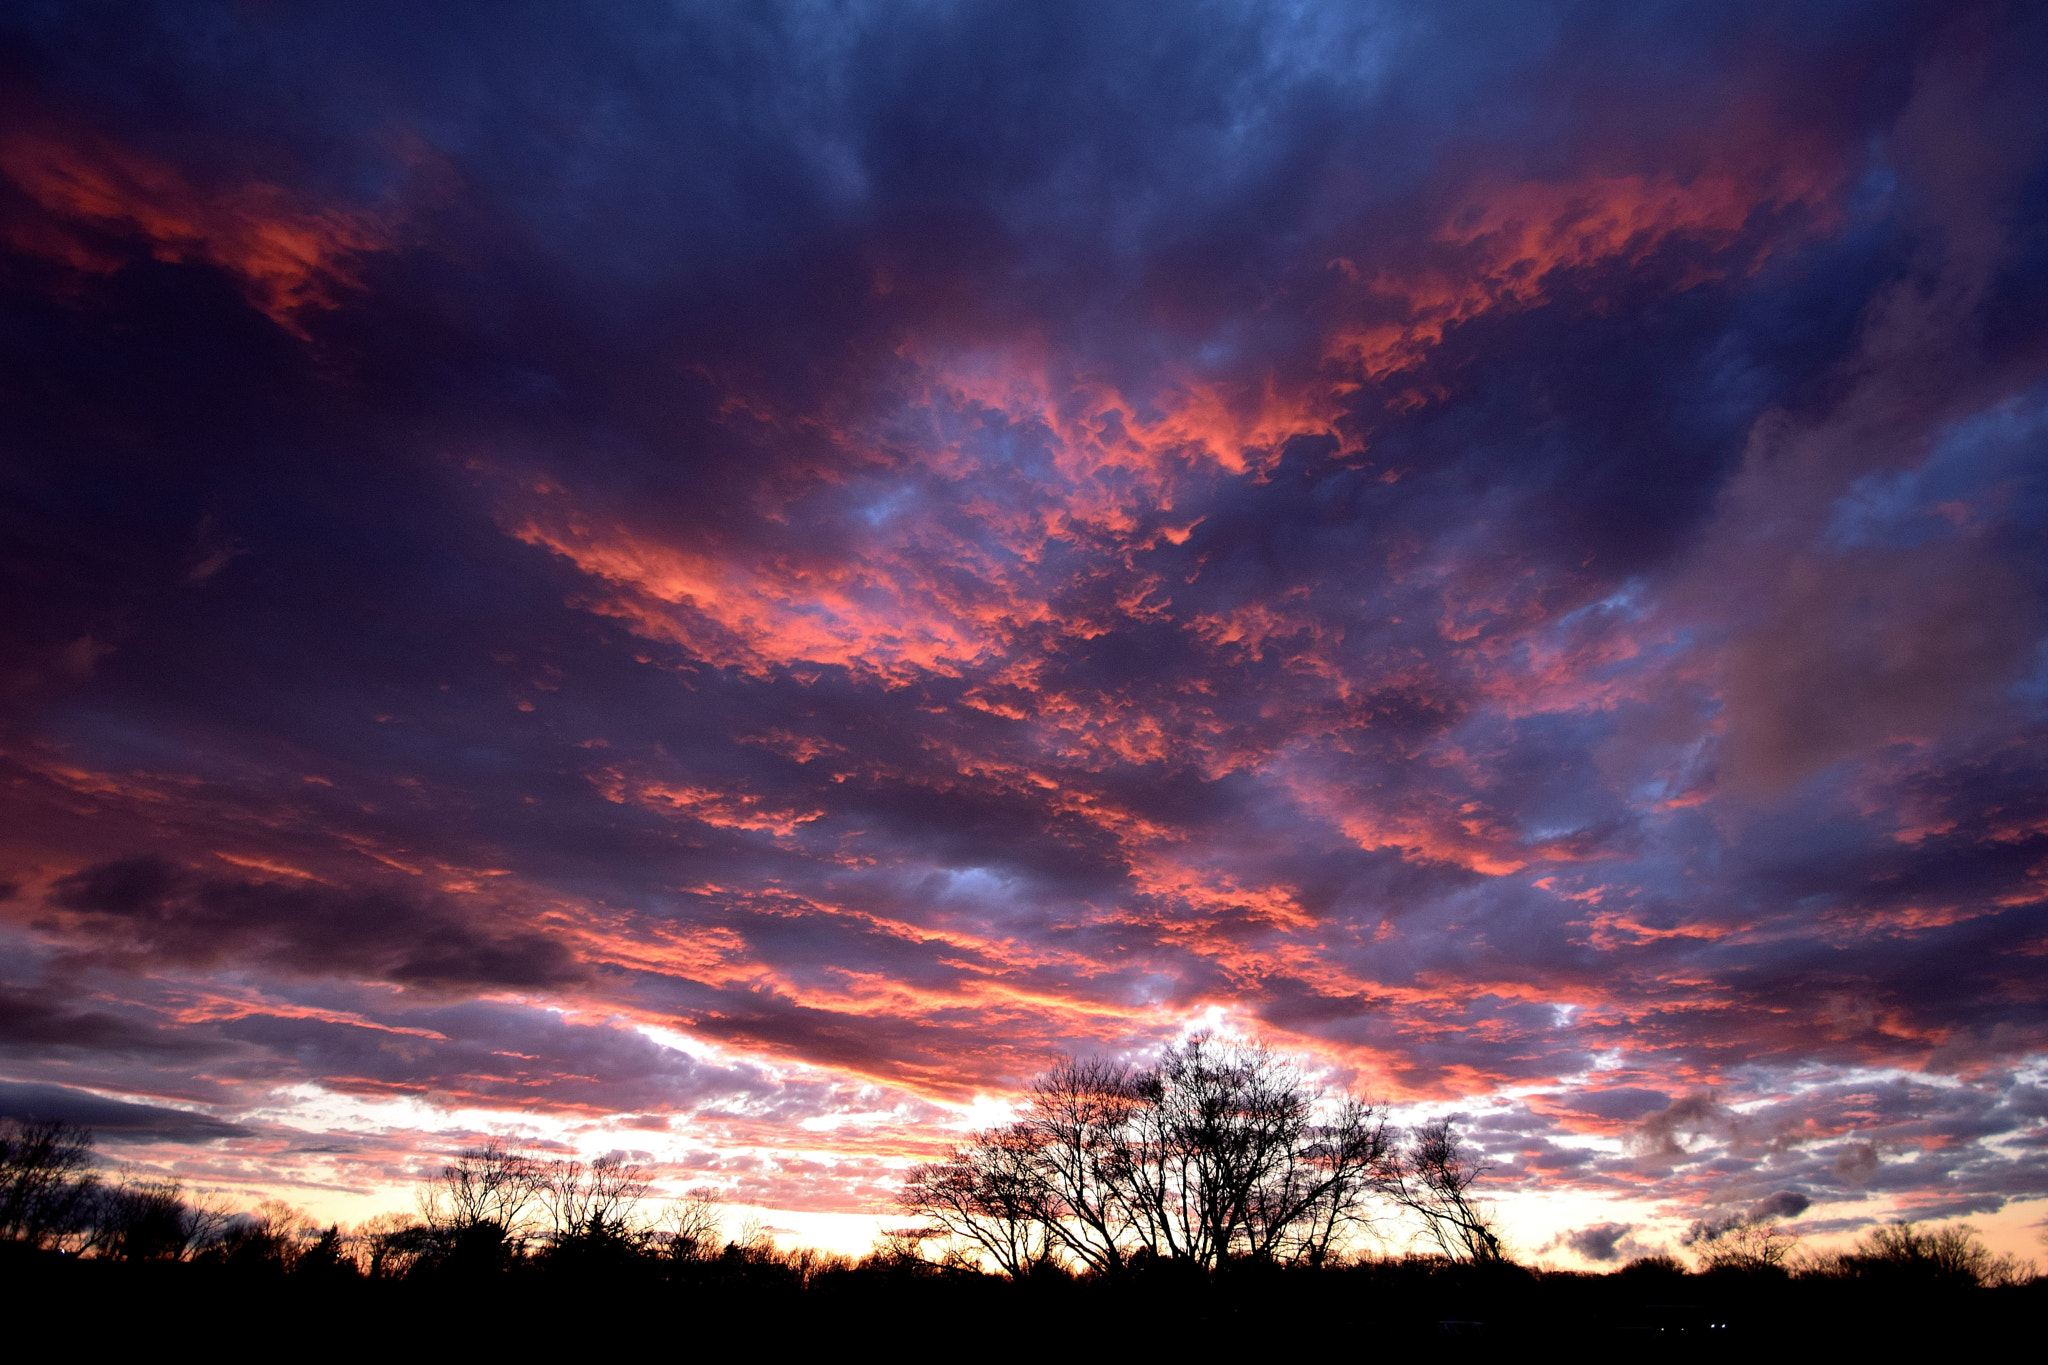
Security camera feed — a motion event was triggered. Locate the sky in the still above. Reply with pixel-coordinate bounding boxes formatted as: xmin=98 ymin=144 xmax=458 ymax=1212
xmin=4 ymin=1 xmax=2048 ymax=1265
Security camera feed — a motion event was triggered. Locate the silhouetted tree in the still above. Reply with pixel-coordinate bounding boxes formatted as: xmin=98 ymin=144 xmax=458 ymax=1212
xmin=660 ymin=1185 xmax=726 ymax=1263
xmin=1015 ymin=1057 xmax=1145 ymax=1273
xmin=357 ymin=1210 xmax=432 ymax=1279
xmin=296 ymin=1224 xmax=356 ymax=1280
xmin=418 ymin=1139 xmax=547 ymax=1266
xmin=207 ymin=1197 xmax=315 ymax=1271
xmin=84 ymin=1176 xmax=230 ymax=1261
xmin=0 ymin=1118 xmax=99 ymax=1249
xmin=1683 ymin=1211 xmax=1797 ymax=1272
xmin=903 ymin=1035 xmax=1394 ymax=1275
xmin=863 ymin=1224 xmax=963 ymax=1274
xmin=1386 ymin=1118 xmax=1504 ymax=1263
xmin=903 ymin=1125 xmax=1057 ymax=1277
xmin=542 ymin=1154 xmax=651 ymax=1261
xmin=1806 ymin=1221 xmax=2036 ymax=1287
xmin=1616 ymin=1252 xmax=1688 ymax=1279
xmin=1113 ymin=1037 xmax=1391 ymax=1268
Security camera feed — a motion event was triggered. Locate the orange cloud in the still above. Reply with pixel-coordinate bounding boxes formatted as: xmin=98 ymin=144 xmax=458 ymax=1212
xmin=591 ymin=768 xmax=827 ymax=837
xmin=922 ymin=346 xmax=1353 ymax=529
xmin=508 ymin=496 xmax=1001 ymax=681
xmin=1329 ymin=166 xmax=1834 ymax=384
xmin=0 ymin=124 xmax=393 ymax=334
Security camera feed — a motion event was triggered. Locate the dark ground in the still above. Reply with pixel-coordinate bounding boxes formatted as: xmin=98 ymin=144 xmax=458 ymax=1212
xmin=4 ymin=1243 xmax=2040 ymax=1356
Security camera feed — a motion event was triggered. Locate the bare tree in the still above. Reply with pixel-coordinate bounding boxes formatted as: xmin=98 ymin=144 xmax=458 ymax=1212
xmin=357 ymin=1210 xmax=432 ymax=1279
xmin=1807 ymin=1221 xmax=2036 ymax=1286
xmin=902 ymin=1126 xmax=1056 ymax=1277
xmin=1018 ymin=1058 xmax=1146 ymax=1273
xmin=729 ymin=1210 xmax=773 ymax=1255
xmin=1243 ymin=1095 xmax=1394 ymax=1266
xmin=83 ymin=1176 xmax=232 ymax=1261
xmin=417 ymin=1139 xmax=547 ymax=1262
xmin=251 ymin=1197 xmax=314 ymax=1244
xmin=776 ymin=1243 xmax=853 ymax=1286
xmin=209 ymin=1197 xmax=315 ymax=1269
xmin=90 ymin=1179 xmax=192 ymax=1260
xmin=1683 ymin=1212 xmax=1797 ymax=1272
xmin=903 ymin=1034 xmax=1395 ymax=1276
xmin=542 ymin=1154 xmax=651 ymax=1250
xmin=1111 ymin=1036 xmax=1392 ymax=1268
xmin=1386 ymin=1118 xmax=1505 ymax=1263
xmin=865 ymin=1224 xmax=954 ymax=1272
xmin=0 ymin=1118 xmax=100 ymax=1249
xmin=660 ymin=1185 xmax=726 ymax=1263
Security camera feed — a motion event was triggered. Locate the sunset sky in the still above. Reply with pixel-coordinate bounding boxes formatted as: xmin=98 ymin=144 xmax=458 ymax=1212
xmin=4 ymin=2 xmax=2048 ymax=1264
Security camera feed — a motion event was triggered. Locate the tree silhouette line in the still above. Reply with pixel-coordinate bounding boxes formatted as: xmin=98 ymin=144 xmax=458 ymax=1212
xmin=3 ymin=1040 xmax=2042 ymax=1346
xmin=1 ymin=1036 xmax=1521 ymax=1278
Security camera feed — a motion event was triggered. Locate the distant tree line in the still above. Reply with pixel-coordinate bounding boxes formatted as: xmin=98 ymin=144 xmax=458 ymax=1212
xmin=0 ymin=1115 xmax=750 ymax=1279
xmin=1676 ymin=1204 xmax=2036 ymax=1287
xmin=0 ymin=1116 xmax=241 ymax=1260
xmin=1 ymin=1036 xmax=2038 ymax=1295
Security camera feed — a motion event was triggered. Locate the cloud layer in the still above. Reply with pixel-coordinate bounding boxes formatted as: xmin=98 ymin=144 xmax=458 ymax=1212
xmin=3 ymin=1 xmax=2047 ymax=1248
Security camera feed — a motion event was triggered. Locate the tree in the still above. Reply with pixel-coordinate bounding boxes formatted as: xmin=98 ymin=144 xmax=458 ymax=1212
xmin=864 ymin=1224 xmax=962 ymax=1273
xmin=1682 ymin=1212 xmax=1796 ymax=1272
xmin=417 ymin=1139 xmax=547 ymax=1264
xmin=1385 ymin=1118 xmax=1505 ymax=1263
xmin=84 ymin=1176 xmax=231 ymax=1261
xmin=902 ymin=1126 xmax=1057 ymax=1277
xmin=1112 ymin=1037 xmax=1391 ymax=1268
xmin=358 ymin=1210 xmax=433 ymax=1279
xmin=902 ymin=1034 xmax=1395 ymax=1276
xmin=1818 ymin=1221 xmax=2036 ymax=1287
xmin=542 ymin=1154 xmax=651 ymax=1247
xmin=209 ymin=1197 xmax=314 ymax=1270
xmin=0 ymin=1118 xmax=99 ymax=1249
xmin=296 ymin=1224 xmax=355 ymax=1279
xmin=1016 ymin=1057 xmax=1146 ymax=1273
xmin=660 ymin=1185 xmax=726 ymax=1263
xmin=1248 ymin=1094 xmax=1392 ymax=1266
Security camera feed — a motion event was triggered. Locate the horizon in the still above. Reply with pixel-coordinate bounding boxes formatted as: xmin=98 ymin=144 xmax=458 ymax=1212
xmin=4 ymin=1 xmax=2047 ymax=1274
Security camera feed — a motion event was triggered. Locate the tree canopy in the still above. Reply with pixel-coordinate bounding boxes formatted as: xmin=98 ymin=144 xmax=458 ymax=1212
xmin=902 ymin=1034 xmax=1416 ymax=1274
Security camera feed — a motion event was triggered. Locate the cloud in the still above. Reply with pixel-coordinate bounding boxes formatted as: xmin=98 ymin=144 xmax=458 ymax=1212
xmin=1563 ymin=1222 xmax=1634 ymax=1263
xmin=0 ymin=117 xmax=400 ymax=334
xmin=0 ymin=983 xmax=217 ymax=1057
xmin=1682 ymin=1194 xmax=1811 ymax=1246
xmin=46 ymin=857 xmax=584 ymax=990
xmin=0 ymin=1080 xmax=250 ymax=1143
xmin=1745 ymin=1190 xmax=1811 ymax=1222
xmin=1834 ymin=1142 xmax=1881 ymax=1183
xmin=1631 ymin=1093 xmax=1738 ymax=1161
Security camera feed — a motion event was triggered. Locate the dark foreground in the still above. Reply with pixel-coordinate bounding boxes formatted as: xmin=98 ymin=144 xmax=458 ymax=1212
xmin=5 ymin=1244 xmax=2041 ymax=1355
